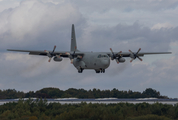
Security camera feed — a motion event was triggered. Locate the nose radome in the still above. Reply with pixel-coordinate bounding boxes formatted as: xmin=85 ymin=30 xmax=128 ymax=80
xmin=102 ymin=59 xmax=110 ymax=68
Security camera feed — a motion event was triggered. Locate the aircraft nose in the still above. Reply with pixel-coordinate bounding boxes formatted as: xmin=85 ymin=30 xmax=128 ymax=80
xmin=102 ymin=59 xmax=110 ymax=68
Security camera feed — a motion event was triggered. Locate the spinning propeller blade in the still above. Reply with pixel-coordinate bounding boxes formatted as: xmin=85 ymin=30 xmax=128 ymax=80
xmin=129 ymin=48 xmax=142 ymax=62
xmin=65 ymin=50 xmax=76 ymax=64
xmin=44 ymin=45 xmax=57 ymax=62
xmin=110 ymin=48 xmax=123 ymax=64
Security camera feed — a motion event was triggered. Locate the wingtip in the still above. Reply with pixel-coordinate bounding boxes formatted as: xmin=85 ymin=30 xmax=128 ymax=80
xmin=7 ymin=49 xmax=15 ymax=51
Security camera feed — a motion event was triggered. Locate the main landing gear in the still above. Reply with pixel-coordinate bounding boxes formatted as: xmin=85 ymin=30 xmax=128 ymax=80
xmin=95 ymin=69 xmax=105 ymax=73
xmin=78 ymin=68 xmax=105 ymax=73
xmin=78 ymin=68 xmax=84 ymax=73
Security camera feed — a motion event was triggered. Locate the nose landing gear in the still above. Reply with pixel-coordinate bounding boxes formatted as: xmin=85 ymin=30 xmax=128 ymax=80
xmin=95 ymin=69 xmax=105 ymax=73
xmin=78 ymin=68 xmax=84 ymax=73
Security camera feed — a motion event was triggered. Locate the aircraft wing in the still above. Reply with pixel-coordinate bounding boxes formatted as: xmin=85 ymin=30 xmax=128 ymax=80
xmin=105 ymin=50 xmax=171 ymax=62
xmin=7 ymin=49 xmax=172 ymax=57
xmin=119 ymin=52 xmax=172 ymax=57
xmin=7 ymin=49 xmax=84 ymax=58
xmin=105 ymin=51 xmax=172 ymax=59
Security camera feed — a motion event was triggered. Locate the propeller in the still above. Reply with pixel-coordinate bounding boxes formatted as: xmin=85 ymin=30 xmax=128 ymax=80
xmin=110 ymin=48 xmax=122 ymax=64
xmin=110 ymin=48 xmax=116 ymax=60
xmin=129 ymin=48 xmax=142 ymax=62
xmin=65 ymin=47 xmax=76 ymax=64
xmin=44 ymin=45 xmax=56 ymax=62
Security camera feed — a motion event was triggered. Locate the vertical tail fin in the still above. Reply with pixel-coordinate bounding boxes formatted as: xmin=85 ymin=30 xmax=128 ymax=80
xmin=71 ymin=24 xmax=79 ymax=52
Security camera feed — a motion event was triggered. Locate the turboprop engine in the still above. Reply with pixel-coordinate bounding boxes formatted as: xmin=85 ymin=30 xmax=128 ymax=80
xmin=110 ymin=48 xmax=125 ymax=64
xmin=129 ymin=48 xmax=142 ymax=62
xmin=116 ymin=57 xmax=125 ymax=63
xmin=53 ymin=56 xmax=63 ymax=62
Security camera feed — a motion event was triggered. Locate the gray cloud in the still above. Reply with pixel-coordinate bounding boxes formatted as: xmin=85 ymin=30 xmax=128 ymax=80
xmin=0 ymin=0 xmax=86 ymax=51
xmin=79 ymin=22 xmax=177 ymax=52
xmin=70 ymin=0 xmax=178 ymax=27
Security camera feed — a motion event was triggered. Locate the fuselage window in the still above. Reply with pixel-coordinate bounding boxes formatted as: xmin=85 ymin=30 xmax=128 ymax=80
xmin=98 ymin=54 xmax=108 ymax=58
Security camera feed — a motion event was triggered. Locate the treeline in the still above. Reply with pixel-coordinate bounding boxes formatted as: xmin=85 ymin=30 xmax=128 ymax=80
xmin=0 ymin=98 xmax=177 ymax=120
xmin=0 ymin=88 xmax=168 ymax=99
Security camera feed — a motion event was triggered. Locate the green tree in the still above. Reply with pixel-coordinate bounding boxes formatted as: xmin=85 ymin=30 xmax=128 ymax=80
xmin=142 ymin=88 xmax=160 ymax=98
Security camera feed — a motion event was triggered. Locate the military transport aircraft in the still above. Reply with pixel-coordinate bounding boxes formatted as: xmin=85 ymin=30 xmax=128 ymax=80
xmin=7 ymin=24 xmax=171 ymax=73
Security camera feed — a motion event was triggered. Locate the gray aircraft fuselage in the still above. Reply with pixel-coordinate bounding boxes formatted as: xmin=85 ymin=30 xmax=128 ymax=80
xmin=73 ymin=52 xmax=110 ymax=71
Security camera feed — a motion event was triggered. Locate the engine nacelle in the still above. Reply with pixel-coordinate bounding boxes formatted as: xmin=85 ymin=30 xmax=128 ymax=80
xmin=130 ymin=54 xmax=135 ymax=59
xmin=118 ymin=57 xmax=125 ymax=63
xmin=53 ymin=57 xmax=63 ymax=62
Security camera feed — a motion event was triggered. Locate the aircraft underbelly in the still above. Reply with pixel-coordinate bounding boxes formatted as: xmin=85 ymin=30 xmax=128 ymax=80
xmin=73 ymin=55 xmax=110 ymax=70
xmin=72 ymin=53 xmax=110 ymax=70
xmin=86 ymin=59 xmax=109 ymax=69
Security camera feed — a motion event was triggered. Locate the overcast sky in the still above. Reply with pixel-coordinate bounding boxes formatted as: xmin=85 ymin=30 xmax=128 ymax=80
xmin=0 ymin=0 xmax=178 ymax=98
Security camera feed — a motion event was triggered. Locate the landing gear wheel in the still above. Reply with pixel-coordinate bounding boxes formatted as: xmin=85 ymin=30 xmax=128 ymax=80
xmin=78 ymin=68 xmax=83 ymax=73
xmin=95 ymin=70 xmax=100 ymax=73
xmin=100 ymin=69 xmax=105 ymax=73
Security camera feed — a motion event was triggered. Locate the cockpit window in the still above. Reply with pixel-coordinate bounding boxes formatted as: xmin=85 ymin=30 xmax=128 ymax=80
xmin=98 ymin=54 xmax=108 ymax=58
xmin=103 ymin=55 xmax=108 ymax=58
xmin=98 ymin=54 xmax=101 ymax=58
